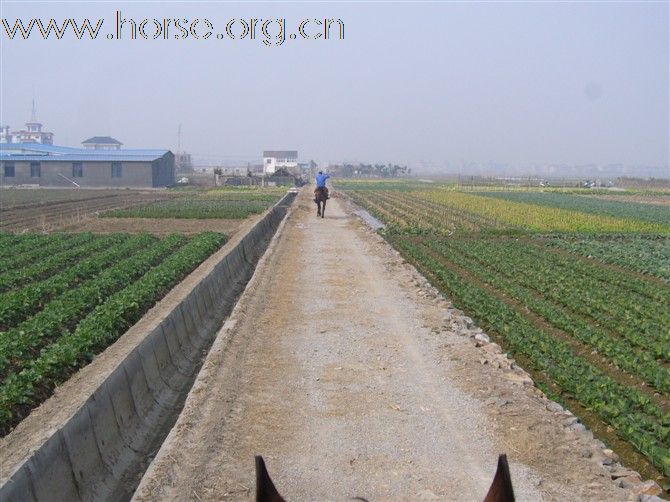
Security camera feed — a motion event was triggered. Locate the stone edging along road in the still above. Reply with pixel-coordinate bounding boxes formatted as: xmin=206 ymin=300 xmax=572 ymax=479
xmin=0 ymin=191 xmax=297 ymax=502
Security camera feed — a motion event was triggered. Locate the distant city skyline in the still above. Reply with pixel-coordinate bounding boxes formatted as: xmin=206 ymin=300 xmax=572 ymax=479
xmin=2 ymin=2 xmax=668 ymax=176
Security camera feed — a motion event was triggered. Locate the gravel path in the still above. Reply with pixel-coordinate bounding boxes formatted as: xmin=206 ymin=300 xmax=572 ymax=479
xmin=134 ymin=190 xmax=636 ymax=501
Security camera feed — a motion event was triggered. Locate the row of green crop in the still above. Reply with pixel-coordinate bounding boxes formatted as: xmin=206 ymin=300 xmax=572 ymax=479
xmin=390 ymin=235 xmax=670 ymax=477
xmin=530 ymin=238 xmax=670 ymax=305
xmin=477 ymin=191 xmax=670 ymax=227
xmin=540 ymin=188 xmax=670 ymax=197
xmin=420 ymin=237 xmax=670 ymax=393
xmin=0 ymin=234 xmax=133 ymax=330
xmin=0 ymin=232 xmax=227 ymax=434
xmin=0 ymin=233 xmax=66 ymax=260
xmin=0 ymin=233 xmax=95 ymax=273
xmin=448 ymin=239 xmax=670 ymax=351
xmin=346 ymin=190 xmax=414 ymax=230
xmin=518 ymin=239 xmax=670 ymax=319
xmin=0 ymin=234 xmax=184 ymax=380
xmin=347 ymin=190 xmax=501 ymax=234
xmin=543 ymin=236 xmax=670 ymax=284
xmin=0 ymin=233 xmax=19 ymax=245
xmin=416 ymin=191 xmax=669 ymax=234
xmin=347 ymin=187 xmax=670 ymax=237
xmin=0 ymin=234 xmax=121 ymax=292
xmin=334 ymin=180 xmax=438 ymax=191
xmin=372 ymin=190 xmax=504 ymax=233
xmin=350 ymin=191 xmax=670 ymax=350
xmin=103 ymin=198 xmax=275 ymax=220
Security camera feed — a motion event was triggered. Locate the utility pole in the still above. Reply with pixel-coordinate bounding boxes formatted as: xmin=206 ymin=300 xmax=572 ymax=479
xmin=177 ymin=123 xmax=182 ymax=153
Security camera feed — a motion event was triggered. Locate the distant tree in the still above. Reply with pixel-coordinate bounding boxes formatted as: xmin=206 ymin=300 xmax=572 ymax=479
xmin=341 ymin=164 xmax=355 ymax=177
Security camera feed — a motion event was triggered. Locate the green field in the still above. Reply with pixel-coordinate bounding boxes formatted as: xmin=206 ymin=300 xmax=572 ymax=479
xmin=543 ymin=235 xmax=670 ymax=283
xmin=103 ymin=189 xmax=284 ymax=219
xmin=0 ymin=231 xmax=227 ymax=434
xmin=339 ymin=180 xmax=670 ymax=482
xmin=475 ymin=191 xmax=670 ymax=226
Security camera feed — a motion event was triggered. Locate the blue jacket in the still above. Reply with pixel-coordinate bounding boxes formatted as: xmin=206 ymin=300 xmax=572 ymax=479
xmin=316 ymin=173 xmax=330 ymax=188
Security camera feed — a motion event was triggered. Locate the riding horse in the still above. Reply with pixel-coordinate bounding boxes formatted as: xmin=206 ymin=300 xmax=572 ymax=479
xmin=255 ymin=454 xmax=515 ymax=502
xmin=314 ymin=187 xmax=328 ymax=218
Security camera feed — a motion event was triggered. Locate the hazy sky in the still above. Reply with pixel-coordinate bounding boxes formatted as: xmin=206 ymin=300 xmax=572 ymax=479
xmin=1 ymin=1 xmax=668 ymax=170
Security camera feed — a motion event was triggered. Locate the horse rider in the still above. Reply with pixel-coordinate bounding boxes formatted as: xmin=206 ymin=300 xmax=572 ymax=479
xmin=314 ymin=171 xmax=330 ymax=203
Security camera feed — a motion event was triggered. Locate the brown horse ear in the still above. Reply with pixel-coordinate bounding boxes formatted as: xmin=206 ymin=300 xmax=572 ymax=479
xmin=483 ymin=454 xmax=515 ymax=502
xmin=256 ymin=456 xmax=286 ymax=502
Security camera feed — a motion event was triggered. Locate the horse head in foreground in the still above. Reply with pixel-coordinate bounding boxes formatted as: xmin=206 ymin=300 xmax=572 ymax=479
xmin=255 ymin=454 xmax=515 ymax=502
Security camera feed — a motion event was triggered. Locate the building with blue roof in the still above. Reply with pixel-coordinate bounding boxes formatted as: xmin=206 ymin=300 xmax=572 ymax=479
xmin=1 ymin=143 xmax=175 ymax=188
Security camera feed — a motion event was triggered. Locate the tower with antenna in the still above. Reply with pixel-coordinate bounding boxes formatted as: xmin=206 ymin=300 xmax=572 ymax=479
xmin=174 ymin=123 xmax=193 ymax=172
xmin=25 ymin=100 xmax=42 ymax=133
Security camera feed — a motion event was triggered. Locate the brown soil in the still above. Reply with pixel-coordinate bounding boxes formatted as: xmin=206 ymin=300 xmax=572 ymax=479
xmin=134 ymin=191 xmax=640 ymax=501
xmin=0 ymin=188 xmax=256 ymax=236
xmin=0 ymin=192 xmax=176 ymax=233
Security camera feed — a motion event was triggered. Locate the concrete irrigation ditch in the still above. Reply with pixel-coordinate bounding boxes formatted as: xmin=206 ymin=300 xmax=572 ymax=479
xmin=0 ymin=191 xmax=297 ymax=502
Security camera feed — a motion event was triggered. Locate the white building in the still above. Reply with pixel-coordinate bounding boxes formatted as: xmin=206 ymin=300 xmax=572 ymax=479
xmin=82 ymin=136 xmax=123 ymax=150
xmin=219 ymin=166 xmax=249 ymax=176
xmin=13 ymin=121 xmax=54 ymax=145
xmin=262 ymin=150 xmax=298 ymax=175
xmin=4 ymin=102 xmax=54 ymax=145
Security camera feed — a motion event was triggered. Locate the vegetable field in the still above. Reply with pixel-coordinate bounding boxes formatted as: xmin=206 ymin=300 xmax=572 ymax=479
xmin=103 ymin=189 xmax=283 ymax=220
xmin=476 ymin=191 xmax=670 ymax=226
xmin=340 ymin=181 xmax=670 ymax=482
xmin=0 ymin=231 xmax=227 ymax=434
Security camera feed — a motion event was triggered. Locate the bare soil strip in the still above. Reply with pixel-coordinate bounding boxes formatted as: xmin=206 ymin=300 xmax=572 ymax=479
xmin=134 ymin=191 xmax=639 ymax=501
xmin=0 ymin=193 xmax=174 ymax=232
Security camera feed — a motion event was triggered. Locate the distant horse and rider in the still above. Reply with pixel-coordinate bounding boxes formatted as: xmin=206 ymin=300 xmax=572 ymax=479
xmin=313 ymin=171 xmax=330 ymax=218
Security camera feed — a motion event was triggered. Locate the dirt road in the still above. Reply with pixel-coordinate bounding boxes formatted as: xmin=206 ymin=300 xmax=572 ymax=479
xmin=134 ymin=190 xmax=635 ymax=501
